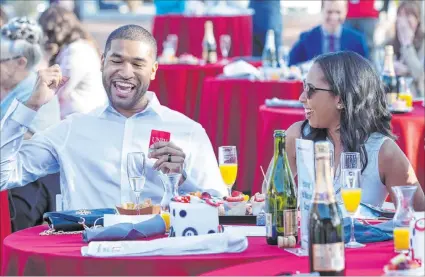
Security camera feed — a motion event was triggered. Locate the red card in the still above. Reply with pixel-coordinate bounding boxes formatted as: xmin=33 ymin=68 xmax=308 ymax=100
xmin=149 ymin=130 xmax=171 ymax=150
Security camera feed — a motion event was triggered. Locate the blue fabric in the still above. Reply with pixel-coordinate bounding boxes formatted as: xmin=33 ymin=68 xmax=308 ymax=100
xmin=154 ymin=0 xmax=186 ymax=15
xmin=0 ymin=72 xmax=36 ymax=120
xmin=288 ymin=25 xmax=369 ymax=66
xmin=83 ymin=215 xmax=166 ymax=243
xmin=343 ymin=217 xmax=394 ymax=243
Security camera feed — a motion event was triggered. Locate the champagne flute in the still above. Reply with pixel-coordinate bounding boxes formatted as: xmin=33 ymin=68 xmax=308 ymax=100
xmin=220 ymin=34 xmax=231 ymax=63
xmin=127 ymin=152 xmax=146 ymax=215
xmin=340 ymin=152 xmax=365 ymax=248
xmin=218 ymin=146 xmax=238 ymax=196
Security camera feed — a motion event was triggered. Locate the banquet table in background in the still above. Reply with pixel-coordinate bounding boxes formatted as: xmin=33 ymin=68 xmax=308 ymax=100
xmin=2 ymin=226 xmax=395 ymax=276
xmin=254 ymin=102 xmax=425 ymax=194
xmin=149 ymin=63 xmax=224 ymax=120
xmin=199 ymin=78 xmax=303 ymax=193
xmin=201 ymin=241 xmax=395 ymax=276
xmin=0 ymin=191 xmax=11 ymax=271
xmin=152 ymin=15 xmax=253 ymax=58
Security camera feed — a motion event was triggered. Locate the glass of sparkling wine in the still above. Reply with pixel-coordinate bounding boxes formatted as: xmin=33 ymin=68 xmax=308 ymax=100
xmin=341 ymin=152 xmax=365 ymax=248
xmin=218 ymin=146 xmax=238 ymax=196
xmin=127 ymin=152 xmax=146 ymax=215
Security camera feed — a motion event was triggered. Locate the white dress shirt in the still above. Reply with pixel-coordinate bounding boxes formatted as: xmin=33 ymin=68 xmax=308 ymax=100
xmin=0 ymin=91 xmax=227 ymax=210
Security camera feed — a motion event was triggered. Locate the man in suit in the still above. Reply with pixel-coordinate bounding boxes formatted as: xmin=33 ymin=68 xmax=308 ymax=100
xmin=289 ymin=0 xmax=369 ymax=66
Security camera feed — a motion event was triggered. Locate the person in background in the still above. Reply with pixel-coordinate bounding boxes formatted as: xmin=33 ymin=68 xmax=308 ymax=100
xmin=288 ymin=0 xmax=368 ymax=66
xmin=267 ymin=51 xmax=424 ymax=212
xmin=0 ymin=17 xmax=61 ymax=232
xmin=38 ymin=5 xmax=107 ymax=119
xmin=345 ymin=0 xmax=380 ymax=60
xmin=249 ymin=0 xmax=282 ymax=57
xmin=391 ymin=0 xmax=424 ymax=97
xmin=154 ymin=0 xmax=186 ymax=15
xmin=0 ymin=24 xmax=227 ymax=210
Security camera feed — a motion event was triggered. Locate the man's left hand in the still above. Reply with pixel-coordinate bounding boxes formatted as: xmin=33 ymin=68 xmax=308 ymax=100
xmin=148 ymin=141 xmax=186 ymax=174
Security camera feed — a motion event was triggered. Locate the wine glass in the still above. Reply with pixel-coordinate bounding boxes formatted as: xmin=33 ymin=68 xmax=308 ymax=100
xmin=220 ymin=34 xmax=231 ymax=63
xmin=218 ymin=146 xmax=237 ymax=196
xmin=340 ymin=152 xmax=365 ymax=248
xmin=127 ymin=152 xmax=146 ymax=215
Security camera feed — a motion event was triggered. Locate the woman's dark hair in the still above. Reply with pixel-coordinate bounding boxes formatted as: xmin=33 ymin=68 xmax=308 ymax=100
xmin=393 ymin=1 xmax=424 ymax=59
xmin=301 ymin=51 xmax=395 ymax=171
xmin=38 ymin=4 xmax=99 ymax=65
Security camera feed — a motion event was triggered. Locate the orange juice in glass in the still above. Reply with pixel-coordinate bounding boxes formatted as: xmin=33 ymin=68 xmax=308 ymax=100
xmin=160 ymin=212 xmax=171 ymax=232
xmin=398 ymin=93 xmax=413 ymax=108
xmin=393 ymin=227 xmax=410 ymax=253
xmin=341 ymin=188 xmax=362 ymax=214
xmin=218 ymin=146 xmax=237 ymax=196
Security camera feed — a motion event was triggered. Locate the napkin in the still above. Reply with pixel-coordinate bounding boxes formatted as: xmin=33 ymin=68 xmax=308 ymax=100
xmin=223 ymin=60 xmax=261 ymax=80
xmin=265 ymin=98 xmax=304 ymax=108
xmin=82 ymin=214 xmax=166 ymax=243
xmin=81 ymin=232 xmax=248 ymax=257
xmin=343 ymin=217 xmax=393 ymax=243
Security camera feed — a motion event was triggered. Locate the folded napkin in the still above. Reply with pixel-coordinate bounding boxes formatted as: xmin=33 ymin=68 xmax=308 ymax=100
xmin=81 ymin=232 xmax=248 ymax=257
xmin=82 ymin=214 xmax=166 ymax=243
xmin=265 ymin=98 xmax=304 ymax=108
xmin=343 ymin=217 xmax=393 ymax=244
xmin=223 ymin=60 xmax=261 ymax=80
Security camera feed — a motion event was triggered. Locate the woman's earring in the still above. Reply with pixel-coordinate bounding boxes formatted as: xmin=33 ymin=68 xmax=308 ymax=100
xmin=337 ymin=104 xmax=343 ymax=109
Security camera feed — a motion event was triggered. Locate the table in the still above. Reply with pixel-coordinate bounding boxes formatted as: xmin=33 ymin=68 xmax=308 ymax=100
xmin=255 ymin=103 xmax=425 ymax=194
xmin=201 ymin=241 xmax=395 ymax=276
xmin=198 ymin=78 xmax=303 ymax=193
xmin=149 ymin=63 xmax=224 ymax=120
xmin=0 ymin=191 xmax=11 ymax=271
xmin=152 ymin=15 xmax=253 ymax=58
xmin=3 ymin=226 xmax=296 ymax=276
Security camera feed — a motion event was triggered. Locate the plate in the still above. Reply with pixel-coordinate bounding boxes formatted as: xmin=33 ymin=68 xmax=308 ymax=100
xmin=219 ymin=215 xmax=257 ymax=225
xmin=389 ymin=107 xmax=414 ymax=114
xmin=383 ymin=265 xmax=424 ymax=276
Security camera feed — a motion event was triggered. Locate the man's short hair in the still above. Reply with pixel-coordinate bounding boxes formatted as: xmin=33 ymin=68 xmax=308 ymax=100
xmin=104 ymin=24 xmax=157 ymax=59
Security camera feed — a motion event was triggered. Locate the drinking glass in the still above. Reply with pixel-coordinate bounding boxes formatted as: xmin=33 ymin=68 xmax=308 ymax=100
xmin=277 ymin=45 xmax=289 ymax=68
xmin=341 ymin=152 xmax=365 ymax=248
xmin=166 ymin=34 xmax=178 ymax=55
xmin=220 ymin=34 xmax=231 ymax=63
xmin=127 ymin=152 xmax=146 ymax=215
xmin=218 ymin=146 xmax=238 ymax=196
xmin=392 ymin=185 xmax=417 ymax=254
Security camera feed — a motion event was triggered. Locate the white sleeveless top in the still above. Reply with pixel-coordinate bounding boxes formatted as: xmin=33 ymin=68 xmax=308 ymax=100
xmin=302 ymin=126 xmax=390 ymax=209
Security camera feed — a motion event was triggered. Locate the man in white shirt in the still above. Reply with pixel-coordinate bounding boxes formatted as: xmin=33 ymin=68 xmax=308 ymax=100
xmin=0 ymin=24 xmax=227 ymax=209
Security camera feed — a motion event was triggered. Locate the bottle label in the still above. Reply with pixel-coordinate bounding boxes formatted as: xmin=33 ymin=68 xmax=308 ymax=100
xmin=312 ymin=242 xmax=345 ymax=271
xmin=283 ymin=209 xmax=297 ymax=236
xmin=266 ymin=213 xmax=274 ymax=237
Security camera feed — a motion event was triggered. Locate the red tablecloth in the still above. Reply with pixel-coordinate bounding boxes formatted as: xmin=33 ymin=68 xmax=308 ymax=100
xmin=2 ymin=226 xmax=307 ymax=276
xmin=201 ymin=241 xmax=395 ymax=276
xmin=0 ymin=191 xmax=11 ymax=271
xmin=152 ymin=15 xmax=253 ymax=58
xmin=255 ymin=103 xmax=425 ymax=194
xmin=198 ymin=78 xmax=303 ymax=193
xmin=149 ymin=63 xmax=224 ymax=120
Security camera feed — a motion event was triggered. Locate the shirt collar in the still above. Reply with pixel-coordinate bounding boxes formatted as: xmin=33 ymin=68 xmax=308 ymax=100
xmin=321 ymin=25 xmax=342 ymax=38
xmin=100 ymin=91 xmax=164 ymax=119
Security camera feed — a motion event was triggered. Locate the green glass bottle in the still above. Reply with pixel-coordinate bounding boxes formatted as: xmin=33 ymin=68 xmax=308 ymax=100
xmin=265 ymin=130 xmax=298 ymax=245
xmin=309 ymin=141 xmax=345 ymax=276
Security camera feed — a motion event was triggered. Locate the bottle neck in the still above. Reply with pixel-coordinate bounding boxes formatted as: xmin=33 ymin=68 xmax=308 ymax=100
xmin=383 ymin=53 xmax=395 ymax=76
xmin=204 ymin=27 xmax=215 ymax=43
xmin=265 ymin=33 xmax=276 ymax=52
xmin=273 ymin=136 xmax=284 ymax=157
xmin=313 ymin=154 xmax=336 ymax=204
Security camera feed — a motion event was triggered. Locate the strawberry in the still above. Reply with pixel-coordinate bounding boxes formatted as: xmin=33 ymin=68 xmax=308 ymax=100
xmin=225 ymin=195 xmax=244 ymax=202
xmin=231 ymin=191 xmax=243 ymax=197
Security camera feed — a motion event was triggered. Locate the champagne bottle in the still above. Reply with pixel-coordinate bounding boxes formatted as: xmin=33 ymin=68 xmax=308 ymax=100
xmin=309 ymin=141 xmax=345 ymax=276
xmin=202 ymin=21 xmax=217 ymax=64
xmin=262 ymin=29 xmax=277 ymax=68
xmin=381 ymin=45 xmax=397 ymax=107
xmin=265 ymin=130 xmax=298 ymax=245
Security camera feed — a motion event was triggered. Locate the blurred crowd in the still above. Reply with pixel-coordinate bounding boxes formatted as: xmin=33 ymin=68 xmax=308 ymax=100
xmin=0 ymin=0 xmax=424 ymax=231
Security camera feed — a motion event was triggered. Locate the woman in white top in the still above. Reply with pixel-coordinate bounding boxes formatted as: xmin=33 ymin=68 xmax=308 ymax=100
xmin=284 ymin=51 xmax=424 ymax=211
xmin=38 ymin=5 xmax=106 ymax=119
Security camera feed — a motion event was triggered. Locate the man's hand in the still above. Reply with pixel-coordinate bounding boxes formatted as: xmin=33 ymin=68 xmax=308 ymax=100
xmin=148 ymin=141 xmax=186 ymax=174
xmin=25 ymin=64 xmax=68 ymax=111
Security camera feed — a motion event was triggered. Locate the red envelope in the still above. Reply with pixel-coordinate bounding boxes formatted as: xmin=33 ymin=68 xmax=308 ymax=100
xmin=149 ymin=130 xmax=171 ymax=152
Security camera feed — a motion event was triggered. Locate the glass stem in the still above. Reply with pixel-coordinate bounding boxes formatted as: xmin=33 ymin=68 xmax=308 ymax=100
xmin=136 ymin=194 xmax=140 ymax=215
xmin=228 ymin=187 xmax=232 ymax=197
xmin=350 ymin=215 xmax=356 ymax=243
